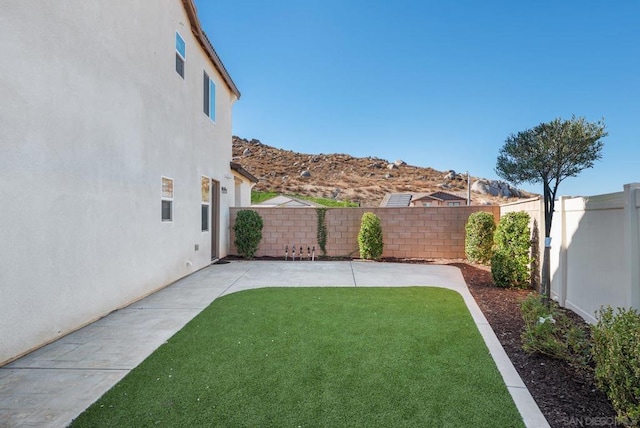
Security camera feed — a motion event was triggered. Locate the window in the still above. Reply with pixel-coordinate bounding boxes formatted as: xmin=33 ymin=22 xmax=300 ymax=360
xmin=175 ymin=32 xmax=185 ymax=78
xmin=201 ymin=205 xmax=209 ymax=231
xmin=448 ymin=202 xmax=461 ymax=207
xmin=203 ymin=72 xmax=215 ymax=121
xmin=422 ymin=202 xmax=432 ymax=207
xmin=201 ymin=176 xmax=210 ymax=231
xmin=162 ymin=177 xmax=174 ymax=221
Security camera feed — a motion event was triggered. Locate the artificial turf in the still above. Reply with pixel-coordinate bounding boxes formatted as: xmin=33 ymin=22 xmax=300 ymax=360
xmin=70 ymin=287 xmax=524 ymax=427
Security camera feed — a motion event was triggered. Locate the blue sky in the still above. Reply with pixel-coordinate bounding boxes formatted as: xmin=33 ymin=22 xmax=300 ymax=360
xmin=194 ymin=0 xmax=639 ymax=196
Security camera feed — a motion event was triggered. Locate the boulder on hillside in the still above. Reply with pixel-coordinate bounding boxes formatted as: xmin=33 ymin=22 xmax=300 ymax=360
xmin=471 ymin=179 xmax=521 ymax=198
xmin=394 ymin=160 xmax=406 ymax=166
xmin=300 ymin=170 xmax=311 ymax=178
xmin=387 ymin=163 xmax=398 ymax=170
xmin=242 ymin=148 xmax=251 ymax=156
xmin=444 ymin=170 xmax=457 ymax=180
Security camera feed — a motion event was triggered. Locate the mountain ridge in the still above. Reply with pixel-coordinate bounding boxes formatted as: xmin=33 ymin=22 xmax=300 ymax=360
xmin=232 ymin=136 xmax=532 ymax=207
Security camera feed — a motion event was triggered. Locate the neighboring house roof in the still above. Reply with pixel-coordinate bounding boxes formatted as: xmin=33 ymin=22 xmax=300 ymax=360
xmin=181 ymin=0 xmax=240 ymax=99
xmin=230 ymin=162 xmax=259 ymax=183
xmin=412 ymin=191 xmax=467 ymax=203
xmin=381 ymin=191 xmax=467 ymax=207
xmin=253 ymin=195 xmax=323 ymax=208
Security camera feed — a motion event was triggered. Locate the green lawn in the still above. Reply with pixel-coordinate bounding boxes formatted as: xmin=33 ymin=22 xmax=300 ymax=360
xmin=71 ymin=287 xmax=524 ymax=427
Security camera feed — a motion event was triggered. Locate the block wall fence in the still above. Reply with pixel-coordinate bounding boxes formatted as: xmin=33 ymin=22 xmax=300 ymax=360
xmin=229 ymin=206 xmax=500 ymax=259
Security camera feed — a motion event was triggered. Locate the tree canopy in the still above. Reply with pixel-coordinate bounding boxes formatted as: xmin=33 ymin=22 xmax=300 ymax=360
xmin=496 ymin=115 xmax=607 ymax=297
xmin=497 ymin=116 xmax=606 ymax=231
xmin=496 ymin=116 xmax=607 ymax=212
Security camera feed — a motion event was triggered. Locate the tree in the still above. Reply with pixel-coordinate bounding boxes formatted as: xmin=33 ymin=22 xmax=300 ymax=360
xmin=495 ymin=116 xmax=607 ymax=298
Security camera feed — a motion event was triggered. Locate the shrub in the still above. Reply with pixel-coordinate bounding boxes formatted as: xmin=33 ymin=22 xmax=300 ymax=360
xmin=233 ymin=210 xmax=263 ymax=259
xmin=491 ymin=211 xmax=531 ymax=288
xmin=592 ymin=306 xmax=640 ymax=425
xmin=520 ymin=294 xmax=591 ymax=369
xmin=464 ymin=212 xmax=496 ymax=264
xmin=358 ymin=212 xmax=383 ymax=260
xmin=316 ymin=208 xmax=328 ymax=256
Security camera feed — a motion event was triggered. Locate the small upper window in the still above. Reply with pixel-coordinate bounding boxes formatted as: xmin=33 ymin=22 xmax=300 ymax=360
xmin=175 ymin=32 xmax=185 ymax=78
xmin=448 ymin=202 xmax=461 ymax=207
xmin=203 ymin=72 xmax=216 ymax=121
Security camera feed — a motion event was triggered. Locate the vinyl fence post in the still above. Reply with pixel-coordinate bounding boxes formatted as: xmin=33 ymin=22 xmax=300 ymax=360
xmin=624 ymin=183 xmax=640 ymax=310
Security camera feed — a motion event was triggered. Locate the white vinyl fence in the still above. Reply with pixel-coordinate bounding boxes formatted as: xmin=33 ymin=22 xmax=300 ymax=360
xmin=500 ymin=183 xmax=640 ymax=324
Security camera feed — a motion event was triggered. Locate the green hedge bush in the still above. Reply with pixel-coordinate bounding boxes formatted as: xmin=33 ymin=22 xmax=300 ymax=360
xmin=464 ymin=212 xmax=496 ymax=264
xmin=358 ymin=212 xmax=383 ymax=260
xmin=233 ymin=210 xmax=263 ymax=259
xmin=520 ymin=294 xmax=591 ymax=369
xmin=491 ymin=211 xmax=531 ymax=288
xmin=592 ymin=306 xmax=640 ymax=425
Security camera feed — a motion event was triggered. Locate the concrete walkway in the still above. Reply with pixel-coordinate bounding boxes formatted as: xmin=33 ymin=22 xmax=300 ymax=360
xmin=0 ymin=260 xmax=549 ymax=428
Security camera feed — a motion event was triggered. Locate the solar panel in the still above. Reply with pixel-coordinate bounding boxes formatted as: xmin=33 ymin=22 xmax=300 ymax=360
xmin=386 ymin=194 xmax=412 ymax=207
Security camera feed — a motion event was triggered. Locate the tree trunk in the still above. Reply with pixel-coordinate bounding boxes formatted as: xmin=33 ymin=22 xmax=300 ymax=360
xmin=542 ymin=180 xmax=554 ymax=300
xmin=541 ymin=245 xmax=551 ymax=298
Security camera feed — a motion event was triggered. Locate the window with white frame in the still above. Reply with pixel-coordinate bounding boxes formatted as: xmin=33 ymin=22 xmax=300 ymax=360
xmin=162 ymin=176 xmax=174 ymax=221
xmin=448 ymin=202 xmax=461 ymax=207
xmin=203 ymin=72 xmax=216 ymax=121
xmin=201 ymin=176 xmax=210 ymax=231
xmin=175 ymin=32 xmax=185 ymax=78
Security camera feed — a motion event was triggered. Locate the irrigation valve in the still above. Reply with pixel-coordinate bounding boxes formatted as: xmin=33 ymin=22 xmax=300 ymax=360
xmin=284 ymin=245 xmax=316 ymax=261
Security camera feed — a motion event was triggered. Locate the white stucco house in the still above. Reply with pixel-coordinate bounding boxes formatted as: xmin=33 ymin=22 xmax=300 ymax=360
xmin=0 ymin=1 xmax=248 ymax=364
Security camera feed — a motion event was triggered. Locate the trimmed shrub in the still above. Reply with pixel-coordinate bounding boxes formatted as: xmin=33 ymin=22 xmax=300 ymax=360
xmin=520 ymin=293 xmax=591 ymax=369
xmin=358 ymin=212 xmax=383 ymax=260
xmin=592 ymin=306 xmax=640 ymax=425
xmin=233 ymin=210 xmax=263 ymax=259
xmin=464 ymin=212 xmax=496 ymax=264
xmin=491 ymin=211 xmax=531 ymax=288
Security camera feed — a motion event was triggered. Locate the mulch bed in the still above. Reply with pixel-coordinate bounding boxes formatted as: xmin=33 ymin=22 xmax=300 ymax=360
xmin=223 ymin=256 xmax=618 ymax=427
xmin=436 ymin=260 xmax=617 ymax=428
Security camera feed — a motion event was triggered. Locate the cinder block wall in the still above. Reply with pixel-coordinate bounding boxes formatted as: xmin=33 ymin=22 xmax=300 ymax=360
xmin=229 ymin=206 xmax=500 ymax=259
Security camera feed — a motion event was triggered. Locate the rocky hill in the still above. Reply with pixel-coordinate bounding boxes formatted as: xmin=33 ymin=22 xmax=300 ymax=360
xmin=232 ymin=136 xmax=533 ymax=207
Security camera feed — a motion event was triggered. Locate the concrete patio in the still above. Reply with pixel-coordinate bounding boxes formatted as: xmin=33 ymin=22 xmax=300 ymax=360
xmin=0 ymin=260 xmax=549 ymax=427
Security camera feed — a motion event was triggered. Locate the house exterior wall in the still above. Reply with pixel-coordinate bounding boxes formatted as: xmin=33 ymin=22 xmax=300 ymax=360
xmin=229 ymin=206 xmax=500 ymax=259
xmin=0 ymin=1 xmax=237 ymax=364
xmin=410 ymin=200 xmax=464 ymax=207
xmin=232 ymin=174 xmax=254 ymax=207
